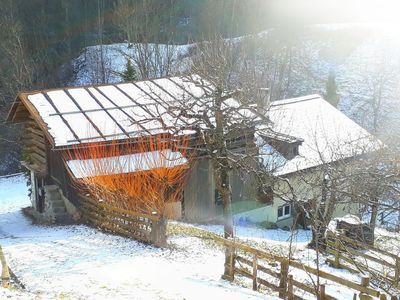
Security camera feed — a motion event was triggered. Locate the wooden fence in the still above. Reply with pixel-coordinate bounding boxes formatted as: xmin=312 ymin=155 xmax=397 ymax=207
xmin=222 ymin=238 xmax=386 ymax=299
xmin=78 ymin=194 xmax=166 ymax=247
xmin=325 ymin=231 xmax=400 ymax=288
xmin=173 ymin=224 xmax=395 ymax=299
xmin=0 ymin=246 xmax=10 ymax=288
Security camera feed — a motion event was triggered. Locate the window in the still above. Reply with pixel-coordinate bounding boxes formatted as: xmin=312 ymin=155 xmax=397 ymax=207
xmin=277 ymin=204 xmax=291 ymax=220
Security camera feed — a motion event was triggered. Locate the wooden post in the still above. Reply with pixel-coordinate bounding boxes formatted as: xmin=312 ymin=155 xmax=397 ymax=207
xmin=359 ymin=276 xmax=372 ymax=300
xmin=151 ymin=216 xmax=167 ymax=247
xmin=252 ymin=254 xmax=258 ymax=291
xmin=0 ymin=246 xmax=10 ymax=288
xmin=359 ymin=295 xmax=374 ymax=300
xmin=361 ymin=276 xmax=370 ymax=288
xmin=319 ymin=284 xmax=326 ymax=300
xmin=334 ymin=236 xmax=341 ymax=268
xmin=379 ymin=294 xmax=387 ymax=300
xmin=279 ymin=260 xmax=289 ymax=298
xmin=288 ymin=275 xmax=294 ymax=300
xmin=394 ymin=257 xmax=400 ymax=286
xmin=222 ymin=244 xmax=235 ymax=282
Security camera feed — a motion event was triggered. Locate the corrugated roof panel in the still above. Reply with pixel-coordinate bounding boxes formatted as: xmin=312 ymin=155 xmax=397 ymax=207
xmin=86 ymin=87 xmax=115 ymax=109
xmin=47 ymin=90 xmax=79 ymax=113
xmin=85 ymin=110 xmax=124 ymax=137
xmin=157 ymin=76 xmax=207 ymax=99
xmin=117 ymin=82 xmax=157 ymax=106
xmin=63 ymin=114 xmax=98 ymax=141
xmin=67 ymin=150 xmax=188 ymax=178
xmin=44 ymin=115 xmax=77 ymax=145
xmin=107 ymin=109 xmax=133 ymax=128
xmin=67 ymin=88 xmax=103 ymax=111
xmin=28 ymin=93 xmax=77 ymax=145
xmin=97 ymin=85 xmax=134 ymax=107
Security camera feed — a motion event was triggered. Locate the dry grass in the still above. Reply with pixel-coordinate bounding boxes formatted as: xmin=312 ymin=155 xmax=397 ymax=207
xmin=65 ymin=133 xmax=192 ymax=216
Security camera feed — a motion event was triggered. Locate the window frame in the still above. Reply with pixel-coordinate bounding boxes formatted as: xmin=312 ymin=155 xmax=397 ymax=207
xmin=277 ymin=203 xmax=291 ymax=220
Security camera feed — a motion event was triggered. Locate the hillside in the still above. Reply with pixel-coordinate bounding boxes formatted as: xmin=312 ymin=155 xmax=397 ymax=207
xmin=70 ymin=23 xmax=400 ymax=140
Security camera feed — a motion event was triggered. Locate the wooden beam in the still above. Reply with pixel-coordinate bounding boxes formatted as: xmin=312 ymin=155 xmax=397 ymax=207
xmin=24 ymin=133 xmax=45 ymax=144
xmin=25 ymin=146 xmax=46 ymax=159
xmin=23 ymin=138 xmax=46 ymax=152
xmin=24 ymin=126 xmax=45 ymax=138
xmin=30 ymin=152 xmax=47 ymax=165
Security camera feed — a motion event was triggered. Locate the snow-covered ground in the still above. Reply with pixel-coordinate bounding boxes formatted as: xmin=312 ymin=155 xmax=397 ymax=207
xmin=0 ymin=174 xmax=269 ymax=299
xmin=1 ymin=174 xmax=398 ymax=299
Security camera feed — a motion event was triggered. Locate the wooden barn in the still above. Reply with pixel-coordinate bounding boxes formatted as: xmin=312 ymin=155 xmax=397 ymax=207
xmin=6 ymin=75 xmax=263 ymax=229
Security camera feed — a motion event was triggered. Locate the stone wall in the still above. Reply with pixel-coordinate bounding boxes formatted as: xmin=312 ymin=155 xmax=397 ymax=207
xmin=26 ymin=185 xmax=76 ymax=224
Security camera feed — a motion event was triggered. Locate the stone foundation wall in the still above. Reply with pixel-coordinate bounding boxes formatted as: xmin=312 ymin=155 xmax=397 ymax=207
xmin=28 ymin=185 xmax=76 ymax=224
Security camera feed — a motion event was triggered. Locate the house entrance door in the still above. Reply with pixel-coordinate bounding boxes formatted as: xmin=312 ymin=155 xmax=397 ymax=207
xmin=33 ymin=173 xmax=45 ymax=213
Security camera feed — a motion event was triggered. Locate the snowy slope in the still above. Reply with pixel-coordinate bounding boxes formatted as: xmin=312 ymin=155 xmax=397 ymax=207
xmin=0 ymin=174 xmax=270 ymax=299
xmin=1 ymin=174 xmax=397 ymax=299
xmin=70 ymin=23 xmax=400 ymax=140
xmin=71 ymin=43 xmax=194 ymax=86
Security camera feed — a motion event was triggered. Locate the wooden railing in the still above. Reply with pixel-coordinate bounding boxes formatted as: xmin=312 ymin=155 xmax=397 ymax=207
xmin=0 ymin=246 xmax=10 ymax=288
xmin=78 ymin=194 xmax=166 ymax=247
xmin=325 ymin=231 xmax=400 ymax=288
xmin=169 ymin=224 xmax=393 ymax=299
xmin=223 ymin=238 xmax=383 ymax=299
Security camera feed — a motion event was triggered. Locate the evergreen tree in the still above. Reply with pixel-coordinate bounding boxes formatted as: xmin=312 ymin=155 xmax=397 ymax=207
xmin=121 ymin=59 xmax=137 ymax=81
xmin=325 ymin=71 xmax=339 ymax=107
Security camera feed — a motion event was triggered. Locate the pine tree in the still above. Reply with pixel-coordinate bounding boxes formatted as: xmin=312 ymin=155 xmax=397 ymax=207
xmin=121 ymin=59 xmax=137 ymax=81
xmin=325 ymin=71 xmax=339 ymax=107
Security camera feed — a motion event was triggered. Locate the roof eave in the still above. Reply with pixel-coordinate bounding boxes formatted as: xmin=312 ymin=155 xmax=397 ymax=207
xmin=6 ymin=92 xmax=56 ymax=148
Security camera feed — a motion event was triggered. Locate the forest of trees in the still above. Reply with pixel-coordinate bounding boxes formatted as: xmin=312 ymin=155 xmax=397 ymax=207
xmin=0 ymin=0 xmax=398 ymax=175
xmin=0 ymin=0 xmax=278 ymax=174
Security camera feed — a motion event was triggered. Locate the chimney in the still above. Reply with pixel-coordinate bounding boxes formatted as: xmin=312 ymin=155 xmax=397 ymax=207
xmin=257 ymin=88 xmax=270 ymax=113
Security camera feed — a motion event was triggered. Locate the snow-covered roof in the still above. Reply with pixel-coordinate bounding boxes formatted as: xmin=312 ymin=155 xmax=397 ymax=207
xmin=261 ymin=95 xmax=381 ymax=176
xmin=12 ymin=75 xmax=261 ymax=148
xmin=67 ymin=150 xmax=187 ymax=179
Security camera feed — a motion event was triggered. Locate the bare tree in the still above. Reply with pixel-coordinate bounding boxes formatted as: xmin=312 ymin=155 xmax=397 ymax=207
xmin=113 ymin=0 xmax=137 ymax=43
xmin=155 ymin=37 xmax=275 ymax=279
xmin=341 ymin=47 xmax=400 ymax=136
xmin=0 ymin=0 xmax=36 ymax=174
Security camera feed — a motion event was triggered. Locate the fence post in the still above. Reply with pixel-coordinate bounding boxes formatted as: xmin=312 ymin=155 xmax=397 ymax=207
xmin=334 ymin=236 xmax=341 ymax=268
xmin=252 ymin=254 xmax=258 ymax=291
xmin=222 ymin=244 xmax=235 ymax=281
xmin=358 ymin=276 xmax=372 ymax=300
xmin=151 ymin=216 xmax=167 ymax=247
xmin=0 ymin=246 xmax=10 ymax=288
xmin=379 ymin=294 xmax=387 ymax=300
xmin=279 ymin=260 xmax=289 ymax=298
xmin=288 ymin=275 xmax=294 ymax=300
xmin=319 ymin=284 xmax=326 ymax=300
xmin=395 ymin=257 xmax=400 ymax=286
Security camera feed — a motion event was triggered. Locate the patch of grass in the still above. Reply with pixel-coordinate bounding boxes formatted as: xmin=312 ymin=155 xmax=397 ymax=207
xmin=256 ymin=221 xmax=277 ymax=230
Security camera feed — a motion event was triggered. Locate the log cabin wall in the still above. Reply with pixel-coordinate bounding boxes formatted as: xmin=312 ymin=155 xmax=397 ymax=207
xmin=47 ymin=148 xmax=81 ymax=207
xmin=22 ymin=116 xmax=48 ymax=175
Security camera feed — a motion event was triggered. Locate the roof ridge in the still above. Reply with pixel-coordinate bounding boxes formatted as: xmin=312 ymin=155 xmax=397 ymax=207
xmin=271 ymin=94 xmax=322 ymax=107
xmin=16 ymin=74 xmax=193 ymax=97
